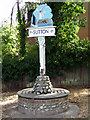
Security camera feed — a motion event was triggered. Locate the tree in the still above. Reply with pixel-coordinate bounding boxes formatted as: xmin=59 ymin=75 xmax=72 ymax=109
xmin=16 ymin=1 xmax=38 ymax=57
xmin=17 ymin=0 xmax=26 ymax=57
xmin=0 ymin=23 xmax=19 ymax=57
xmin=45 ymin=2 xmax=89 ymax=77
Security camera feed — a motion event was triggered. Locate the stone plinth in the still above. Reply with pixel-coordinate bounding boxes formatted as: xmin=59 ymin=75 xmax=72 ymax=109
xmin=18 ymin=88 xmax=70 ymax=115
xmin=32 ymin=76 xmax=53 ymax=94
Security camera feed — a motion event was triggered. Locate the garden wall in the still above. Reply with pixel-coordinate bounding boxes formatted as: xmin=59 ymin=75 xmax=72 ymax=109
xmin=2 ymin=66 xmax=89 ymax=91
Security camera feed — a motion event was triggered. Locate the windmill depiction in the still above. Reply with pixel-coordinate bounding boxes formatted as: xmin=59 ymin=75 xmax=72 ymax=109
xmin=36 ymin=4 xmax=46 ymax=20
xmin=31 ymin=4 xmax=46 ymax=27
xmin=31 ymin=4 xmax=53 ymax=27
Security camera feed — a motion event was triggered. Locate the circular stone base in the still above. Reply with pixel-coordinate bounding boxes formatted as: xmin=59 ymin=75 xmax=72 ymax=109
xmin=5 ymin=103 xmax=80 ymax=118
xmin=18 ymin=88 xmax=70 ymax=115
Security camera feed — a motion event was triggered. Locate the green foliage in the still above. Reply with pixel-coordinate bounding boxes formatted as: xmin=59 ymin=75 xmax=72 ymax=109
xmin=17 ymin=1 xmax=26 ymax=57
xmin=0 ymin=24 xmax=19 ymax=57
xmin=46 ymin=2 xmax=89 ymax=77
xmin=2 ymin=45 xmax=39 ymax=83
xmin=17 ymin=23 xmax=26 ymax=57
xmin=16 ymin=2 xmax=38 ymax=57
xmin=2 ymin=2 xmax=38 ymax=83
xmin=2 ymin=2 xmax=90 ymax=84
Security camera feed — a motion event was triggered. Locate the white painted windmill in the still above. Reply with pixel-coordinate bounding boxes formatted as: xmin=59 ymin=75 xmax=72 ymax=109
xmin=36 ymin=4 xmax=47 ymax=20
xmin=31 ymin=4 xmax=53 ymax=27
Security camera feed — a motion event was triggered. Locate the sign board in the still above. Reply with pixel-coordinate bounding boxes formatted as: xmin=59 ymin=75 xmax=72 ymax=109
xmin=31 ymin=4 xmax=53 ymax=27
xmin=27 ymin=26 xmax=56 ymax=37
xmin=26 ymin=4 xmax=56 ymax=37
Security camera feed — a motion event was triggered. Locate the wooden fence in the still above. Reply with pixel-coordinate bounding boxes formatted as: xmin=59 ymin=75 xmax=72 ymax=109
xmin=2 ymin=66 xmax=89 ymax=91
xmin=51 ymin=66 xmax=89 ymax=87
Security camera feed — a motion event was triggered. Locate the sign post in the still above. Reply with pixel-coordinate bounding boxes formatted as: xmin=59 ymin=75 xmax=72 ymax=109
xmin=38 ymin=36 xmax=46 ymax=75
xmin=27 ymin=4 xmax=55 ymax=94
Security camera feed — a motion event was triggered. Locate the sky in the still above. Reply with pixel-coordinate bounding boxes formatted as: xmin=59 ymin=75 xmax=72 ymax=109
xmin=0 ymin=0 xmax=41 ymax=26
xmin=0 ymin=0 xmax=17 ymax=25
